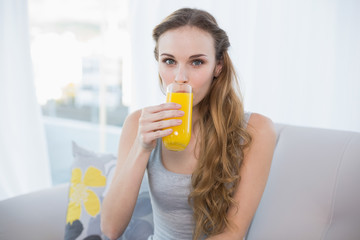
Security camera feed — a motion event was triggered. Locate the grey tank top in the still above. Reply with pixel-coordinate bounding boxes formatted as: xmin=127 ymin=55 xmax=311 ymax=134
xmin=146 ymin=112 xmax=252 ymax=240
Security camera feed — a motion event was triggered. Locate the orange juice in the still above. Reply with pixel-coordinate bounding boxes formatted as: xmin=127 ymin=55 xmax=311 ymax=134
xmin=163 ymin=92 xmax=193 ymax=151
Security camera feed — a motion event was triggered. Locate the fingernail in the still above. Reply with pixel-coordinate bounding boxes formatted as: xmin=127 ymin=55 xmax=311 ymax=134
xmin=176 ymin=119 xmax=182 ymax=124
xmin=175 ymin=103 xmax=182 ymax=108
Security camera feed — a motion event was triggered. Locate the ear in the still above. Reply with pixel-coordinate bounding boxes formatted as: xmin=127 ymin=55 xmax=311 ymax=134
xmin=214 ymin=60 xmax=223 ymax=77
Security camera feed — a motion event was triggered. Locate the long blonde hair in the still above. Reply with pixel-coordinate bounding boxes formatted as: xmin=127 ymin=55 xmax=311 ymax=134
xmin=153 ymin=8 xmax=252 ymax=239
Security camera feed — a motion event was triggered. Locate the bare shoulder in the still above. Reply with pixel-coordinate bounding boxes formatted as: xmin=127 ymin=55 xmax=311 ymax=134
xmin=247 ymin=113 xmax=276 ymax=139
xmin=244 ymin=113 xmax=277 ymax=164
xmin=117 ymin=110 xmax=142 ymax=154
xmin=122 ymin=109 xmax=142 ymax=132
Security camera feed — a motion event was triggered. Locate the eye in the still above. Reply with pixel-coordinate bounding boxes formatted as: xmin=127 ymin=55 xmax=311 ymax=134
xmin=163 ymin=59 xmax=176 ymax=65
xmin=192 ymin=59 xmax=204 ymax=66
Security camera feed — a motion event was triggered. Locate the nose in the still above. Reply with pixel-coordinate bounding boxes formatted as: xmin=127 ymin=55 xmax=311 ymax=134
xmin=174 ymin=65 xmax=189 ymax=84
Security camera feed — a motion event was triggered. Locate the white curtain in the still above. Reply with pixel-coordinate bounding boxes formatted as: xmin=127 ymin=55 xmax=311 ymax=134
xmin=0 ymin=0 xmax=51 ymax=200
xmin=126 ymin=0 xmax=360 ymax=132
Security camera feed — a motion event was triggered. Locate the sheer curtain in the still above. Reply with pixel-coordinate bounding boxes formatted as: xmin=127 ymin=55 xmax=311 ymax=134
xmin=0 ymin=0 xmax=51 ymax=200
xmin=126 ymin=0 xmax=360 ymax=132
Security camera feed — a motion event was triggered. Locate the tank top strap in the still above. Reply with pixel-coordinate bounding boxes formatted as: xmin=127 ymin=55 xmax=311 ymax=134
xmin=243 ymin=111 xmax=252 ymax=129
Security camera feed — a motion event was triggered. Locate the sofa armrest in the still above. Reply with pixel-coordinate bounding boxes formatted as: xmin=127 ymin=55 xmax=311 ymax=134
xmin=0 ymin=183 xmax=69 ymax=240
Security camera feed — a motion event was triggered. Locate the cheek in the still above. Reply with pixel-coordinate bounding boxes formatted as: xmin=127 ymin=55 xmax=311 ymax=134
xmin=158 ymin=68 xmax=173 ymax=86
xmin=192 ymin=70 xmax=214 ymax=89
xmin=191 ymin=71 xmax=214 ymax=104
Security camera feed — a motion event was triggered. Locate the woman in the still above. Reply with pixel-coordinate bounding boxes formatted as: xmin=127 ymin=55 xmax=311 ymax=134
xmin=101 ymin=8 xmax=276 ymax=240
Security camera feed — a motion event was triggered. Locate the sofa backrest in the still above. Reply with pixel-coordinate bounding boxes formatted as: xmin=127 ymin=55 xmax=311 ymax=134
xmin=1 ymin=123 xmax=359 ymax=240
xmin=247 ymin=124 xmax=360 ymax=239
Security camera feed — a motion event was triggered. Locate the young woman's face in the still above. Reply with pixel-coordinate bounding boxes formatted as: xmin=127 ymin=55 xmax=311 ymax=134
xmin=157 ymin=26 xmax=222 ymax=106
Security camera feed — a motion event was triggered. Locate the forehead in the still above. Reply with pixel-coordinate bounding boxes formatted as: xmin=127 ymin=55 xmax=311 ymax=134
xmin=158 ymin=26 xmax=215 ymax=57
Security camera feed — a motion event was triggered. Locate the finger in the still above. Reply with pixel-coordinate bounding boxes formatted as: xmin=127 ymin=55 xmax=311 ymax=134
xmin=140 ymin=103 xmax=183 ymax=124
xmin=145 ymin=102 xmax=181 ymax=114
xmin=141 ymin=128 xmax=173 ymax=144
xmin=147 ymin=109 xmax=184 ymax=123
xmin=139 ymin=109 xmax=184 ymax=125
xmin=143 ymin=119 xmax=182 ymax=133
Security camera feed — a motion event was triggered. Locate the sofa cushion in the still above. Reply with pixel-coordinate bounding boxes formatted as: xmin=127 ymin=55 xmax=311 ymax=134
xmin=64 ymin=142 xmax=153 ymax=240
xmin=246 ymin=126 xmax=360 ymax=239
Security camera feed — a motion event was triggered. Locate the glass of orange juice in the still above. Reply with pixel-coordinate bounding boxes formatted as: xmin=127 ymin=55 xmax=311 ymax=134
xmin=162 ymin=83 xmax=193 ymax=151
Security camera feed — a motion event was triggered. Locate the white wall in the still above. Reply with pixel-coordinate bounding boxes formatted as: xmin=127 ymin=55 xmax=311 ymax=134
xmin=126 ymin=0 xmax=360 ymax=133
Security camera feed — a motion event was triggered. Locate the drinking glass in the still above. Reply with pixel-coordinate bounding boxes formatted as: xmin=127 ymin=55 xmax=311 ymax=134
xmin=162 ymin=83 xmax=193 ymax=151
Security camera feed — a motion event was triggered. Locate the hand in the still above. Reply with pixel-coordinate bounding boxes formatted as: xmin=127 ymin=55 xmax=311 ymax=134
xmin=137 ymin=102 xmax=184 ymax=151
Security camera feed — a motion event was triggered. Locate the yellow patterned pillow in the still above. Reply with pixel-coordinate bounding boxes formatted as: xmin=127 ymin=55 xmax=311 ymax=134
xmin=64 ymin=142 xmax=116 ymax=240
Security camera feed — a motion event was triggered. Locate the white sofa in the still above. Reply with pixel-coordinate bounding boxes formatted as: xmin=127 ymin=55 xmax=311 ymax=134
xmin=1 ymin=123 xmax=359 ymax=240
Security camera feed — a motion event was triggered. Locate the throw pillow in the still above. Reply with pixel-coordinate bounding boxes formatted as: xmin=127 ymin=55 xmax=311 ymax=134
xmin=64 ymin=142 xmax=153 ymax=240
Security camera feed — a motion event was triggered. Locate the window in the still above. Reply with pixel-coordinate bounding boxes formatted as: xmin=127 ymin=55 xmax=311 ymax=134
xmin=28 ymin=0 xmax=130 ymax=185
xmin=28 ymin=0 xmax=129 ymax=127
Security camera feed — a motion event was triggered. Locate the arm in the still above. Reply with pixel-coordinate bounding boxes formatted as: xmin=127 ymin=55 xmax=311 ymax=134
xmin=101 ymin=103 xmax=183 ymax=240
xmin=207 ymin=113 xmax=277 ymax=240
xmin=101 ymin=110 xmax=149 ymax=240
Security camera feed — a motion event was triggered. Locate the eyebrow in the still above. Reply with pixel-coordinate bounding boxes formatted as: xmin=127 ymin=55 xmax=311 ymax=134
xmin=160 ymin=53 xmax=208 ymax=59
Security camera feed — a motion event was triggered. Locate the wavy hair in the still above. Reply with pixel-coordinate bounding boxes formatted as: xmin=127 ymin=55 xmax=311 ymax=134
xmin=152 ymin=8 xmax=252 ymax=239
